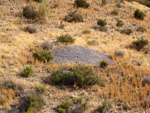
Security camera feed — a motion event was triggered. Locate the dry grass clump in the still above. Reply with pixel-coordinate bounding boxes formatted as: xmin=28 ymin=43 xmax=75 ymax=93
xmin=0 ymin=85 xmax=16 ymax=109
xmin=99 ymin=58 xmax=150 ymax=109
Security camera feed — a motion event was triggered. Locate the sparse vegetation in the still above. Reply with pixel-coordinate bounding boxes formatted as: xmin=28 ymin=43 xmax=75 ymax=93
xmin=34 ymin=0 xmax=43 ymax=3
xmin=121 ymin=28 xmax=133 ymax=35
xmin=58 ymin=96 xmax=88 ymax=113
xmin=137 ymin=26 xmax=146 ymax=32
xmin=57 ymin=34 xmax=75 ymax=43
xmin=75 ymin=0 xmax=90 ymax=8
xmin=132 ymin=38 xmax=148 ymax=51
xmin=51 ymin=65 xmax=104 ymax=87
xmin=97 ymin=19 xmax=107 ymax=27
xmin=65 ymin=11 xmax=83 ymax=22
xmin=111 ymin=9 xmax=119 ymax=15
xmin=23 ymin=6 xmax=37 ymax=19
xmin=22 ymin=66 xmax=33 ymax=78
xmin=22 ymin=95 xmax=44 ymax=113
xmin=96 ymin=99 xmax=112 ymax=113
xmin=35 ymin=85 xmax=45 ymax=94
xmin=33 ymin=50 xmax=54 ymax=62
xmin=100 ymin=60 xmax=109 ymax=69
xmin=116 ymin=19 xmax=124 ymax=27
xmin=134 ymin=9 xmax=145 ymax=20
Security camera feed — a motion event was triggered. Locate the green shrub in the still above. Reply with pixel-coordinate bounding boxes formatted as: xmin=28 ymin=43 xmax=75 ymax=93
xmin=132 ymin=38 xmax=148 ymax=50
xmin=116 ymin=20 xmax=124 ymax=27
xmin=23 ymin=95 xmax=44 ymax=113
xmin=35 ymin=85 xmax=45 ymax=94
xmin=97 ymin=99 xmax=112 ymax=113
xmin=111 ymin=9 xmax=119 ymax=15
xmin=120 ymin=29 xmax=133 ymax=35
xmin=102 ymin=0 xmax=107 ymax=6
xmin=51 ymin=65 xmax=104 ymax=87
xmin=22 ymin=66 xmax=33 ymax=78
xmin=33 ymin=50 xmax=54 ymax=62
xmin=75 ymin=0 xmax=90 ymax=8
xmin=58 ymin=96 xmax=88 ymax=113
xmin=34 ymin=0 xmax=43 ymax=2
xmin=100 ymin=60 xmax=109 ymax=69
xmin=97 ymin=19 xmax=107 ymax=27
xmin=134 ymin=9 xmax=145 ymax=20
xmin=65 ymin=11 xmax=83 ymax=22
xmin=57 ymin=34 xmax=75 ymax=43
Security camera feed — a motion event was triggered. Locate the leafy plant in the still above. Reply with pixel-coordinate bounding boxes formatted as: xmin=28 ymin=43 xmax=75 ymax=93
xmin=132 ymin=38 xmax=148 ymax=51
xmin=100 ymin=60 xmax=109 ymax=69
xmin=51 ymin=65 xmax=104 ymax=87
xmin=97 ymin=19 xmax=107 ymax=27
xmin=75 ymin=0 xmax=90 ymax=8
xmin=57 ymin=34 xmax=75 ymax=43
xmin=23 ymin=95 xmax=44 ymax=113
xmin=22 ymin=66 xmax=33 ymax=78
xmin=33 ymin=50 xmax=54 ymax=62
xmin=134 ymin=9 xmax=145 ymax=20
xmin=65 ymin=11 xmax=83 ymax=22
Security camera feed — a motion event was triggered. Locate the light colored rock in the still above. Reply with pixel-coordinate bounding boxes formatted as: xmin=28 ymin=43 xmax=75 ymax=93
xmin=142 ymin=75 xmax=150 ymax=85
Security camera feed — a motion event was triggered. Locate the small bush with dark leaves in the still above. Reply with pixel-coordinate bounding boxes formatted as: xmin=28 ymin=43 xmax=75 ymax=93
xmin=51 ymin=65 xmax=104 ymax=87
xmin=75 ymin=0 xmax=90 ymax=8
xmin=121 ymin=29 xmax=133 ymax=35
xmin=22 ymin=66 xmax=33 ymax=78
xmin=57 ymin=34 xmax=75 ymax=43
xmin=134 ymin=9 xmax=145 ymax=20
xmin=23 ymin=6 xmax=37 ymax=19
xmin=116 ymin=20 xmax=124 ymax=27
xmin=132 ymin=38 xmax=148 ymax=51
xmin=33 ymin=50 xmax=54 ymax=62
xmin=97 ymin=19 xmax=107 ymax=27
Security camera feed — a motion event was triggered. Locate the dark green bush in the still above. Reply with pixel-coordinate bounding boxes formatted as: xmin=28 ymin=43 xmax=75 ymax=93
xmin=134 ymin=9 xmax=145 ymax=20
xmin=23 ymin=6 xmax=37 ymax=19
xmin=75 ymin=0 xmax=90 ymax=8
xmin=132 ymin=38 xmax=148 ymax=50
xmin=120 ymin=29 xmax=133 ymax=35
xmin=116 ymin=20 xmax=124 ymax=27
xmin=97 ymin=19 xmax=107 ymax=27
xmin=34 ymin=0 xmax=43 ymax=2
xmin=23 ymin=95 xmax=44 ymax=113
xmin=65 ymin=11 xmax=83 ymax=22
xmin=51 ymin=65 xmax=104 ymax=87
xmin=22 ymin=66 xmax=33 ymax=78
xmin=33 ymin=50 xmax=54 ymax=62
xmin=57 ymin=34 xmax=75 ymax=43
xmin=100 ymin=60 xmax=109 ymax=69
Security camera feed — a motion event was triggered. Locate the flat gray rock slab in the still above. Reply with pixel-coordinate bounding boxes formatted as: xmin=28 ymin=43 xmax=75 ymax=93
xmin=51 ymin=45 xmax=113 ymax=66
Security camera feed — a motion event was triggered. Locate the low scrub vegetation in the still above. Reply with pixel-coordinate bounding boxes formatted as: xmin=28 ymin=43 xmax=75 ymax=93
xmin=75 ymin=0 xmax=90 ymax=8
xmin=111 ymin=9 xmax=119 ymax=15
xmin=97 ymin=19 xmax=107 ymax=27
xmin=116 ymin=19 xmax=124 ymax=27
xmin=35 ymin=84 xmax=46 ymax=94
xmin=100 ymin=60 xmax=109 ymax=69
xmin=134 ymin=9 xmax=145 ymax=20
xmin=50 ymin=65 xmax=104 ymax=88
xmin=22 ymin=66 xmax=33 ymax=78
xmin=120 ymin=28 xmax=133 ymax=35
xmin=132 ymin=38 xmax=148 ymax=51
xmin=57 ymin=34 xmax=75 ymax=43
xmin=58 ymin=96 xmax=88 ymax=113
xmin=65 ymin=11 xmax=83 ymax=22
xmin=22 ymin=95 xmax=44 ymax=113
xmin=33 ymin=50 xmax=54 ymax=62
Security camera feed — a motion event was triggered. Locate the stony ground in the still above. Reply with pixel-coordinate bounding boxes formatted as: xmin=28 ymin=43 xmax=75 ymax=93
xmin=0 ymin=0 xmax=150 ymax=113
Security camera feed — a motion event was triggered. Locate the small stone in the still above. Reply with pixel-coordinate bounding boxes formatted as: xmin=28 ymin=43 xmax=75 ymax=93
xmin=114 ymin=50 xmax=125 ymax=57
xmin=145 ymin=95 xmax=150 ymax=104
xmin=41 ymin=40 xmax=53 ymax=50
xmin=25 ymin=25 xmax=37 ymax=33
xmin=142 ymin=75 xmax=150 ymax=85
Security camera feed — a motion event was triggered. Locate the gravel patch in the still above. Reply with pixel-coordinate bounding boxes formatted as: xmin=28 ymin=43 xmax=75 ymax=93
xmin=51 ymin=45 xmax=113 ymax=66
